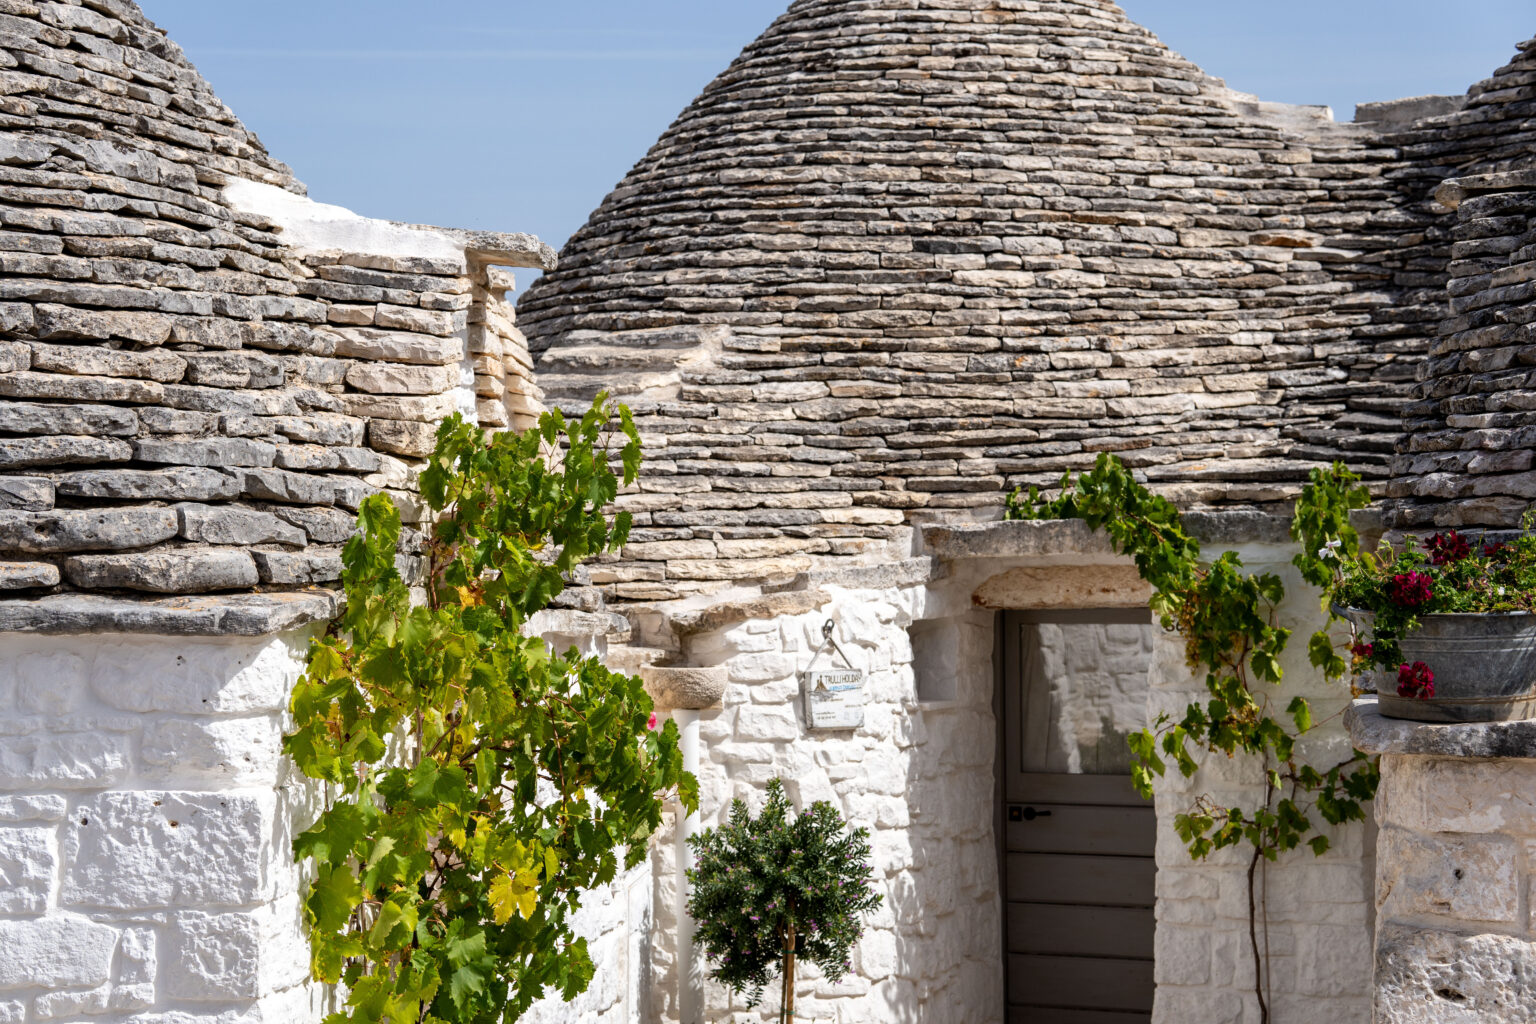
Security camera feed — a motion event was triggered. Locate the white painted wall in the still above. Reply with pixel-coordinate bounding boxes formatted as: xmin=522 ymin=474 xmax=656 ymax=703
xmin=647 ymin=586 xmax=1003 ymax=1024
xmin=0 ymin=627 xmax=330 ymax=1023
xmin=1146 ymin=544 xmax=1374 ymax=1024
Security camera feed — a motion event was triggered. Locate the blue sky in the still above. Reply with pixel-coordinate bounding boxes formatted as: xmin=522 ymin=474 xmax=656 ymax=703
xmin=140 ymin=1 xmax=1534 ymax=299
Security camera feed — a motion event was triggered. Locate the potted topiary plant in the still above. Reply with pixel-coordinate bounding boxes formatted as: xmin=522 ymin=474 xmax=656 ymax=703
xmin=685 ymin=779 xmax=882 ymax=1023
xmin=1329 ymin=523 xmax=1536 ymax=722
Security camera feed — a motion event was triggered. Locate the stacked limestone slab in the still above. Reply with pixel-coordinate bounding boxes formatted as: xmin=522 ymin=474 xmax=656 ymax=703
xmin=0 ymin=0 xmax=551 ymax=601
xmin=1383 ymin=40 xmax=1536 ymax=529
xmin=518 ymin=0 xmax=1471 ymax=601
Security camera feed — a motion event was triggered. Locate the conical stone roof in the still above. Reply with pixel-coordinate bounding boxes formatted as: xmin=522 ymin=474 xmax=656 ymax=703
xmin=0 ymin=2 xmax=550 ymax=610
xmin=520 ymin=0 xmax=1461 ymax=599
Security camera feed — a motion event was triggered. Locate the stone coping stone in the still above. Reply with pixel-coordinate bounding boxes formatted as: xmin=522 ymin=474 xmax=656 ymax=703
xmin=1346 ymin=697 xmax=1536 ymax=759
xmin=920 ymin=510 xmax=1299 ymax=561
xmin=1352 ymin=93 xmax=1461 ymax=126
xmin=0 ymin=590 xmax=341 ymax=636
xmin=396 ymin=225 xmax=557 ymax=271
xmin=1434 ymin=170 xmax=1536 ymax=210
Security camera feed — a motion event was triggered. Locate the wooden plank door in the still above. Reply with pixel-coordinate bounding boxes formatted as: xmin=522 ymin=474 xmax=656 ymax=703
xmin=998 ymin=609 xmax=1156 ymax=1024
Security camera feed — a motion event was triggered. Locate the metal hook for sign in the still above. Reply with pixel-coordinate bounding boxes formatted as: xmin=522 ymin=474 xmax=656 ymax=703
xmin=807 ymin=617 xmax=859 ymax=673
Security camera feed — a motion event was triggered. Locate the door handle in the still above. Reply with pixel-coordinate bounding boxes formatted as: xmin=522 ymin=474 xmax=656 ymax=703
xmin=1007 ymin=805 xmax=1053 ymax=822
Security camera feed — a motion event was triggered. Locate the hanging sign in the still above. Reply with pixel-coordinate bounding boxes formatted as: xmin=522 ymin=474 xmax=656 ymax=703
xmin=802 ymin=668 xmax=865 ymax=730
xmin=801 ymin=619 xmax=864 ymax=730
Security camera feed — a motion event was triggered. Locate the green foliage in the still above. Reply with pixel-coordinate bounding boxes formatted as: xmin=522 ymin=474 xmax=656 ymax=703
xmin=285 ymin=395 xmax=698 ymax=1023
xmin=1006 ymin=455 xmax=1378 ymax=863
xmin=685 ymin=779 xmax=882 ymax=1008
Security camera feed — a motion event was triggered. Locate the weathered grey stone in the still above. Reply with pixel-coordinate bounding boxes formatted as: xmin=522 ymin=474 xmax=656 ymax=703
xmin=26 ymin=342 xmax=186 ymax=383
xmin=640 ymin=666 xmax=728 ymax=710
xmin=367 ymin=418 xmax=437 ymax=457
xmin=345 ymin=362 xmax=459 ymax=395
xmin=0 ymin=340 xmax=29 ymax=373
xmin=1375 ymin=923 xmax=1536 ymax=1022
xmin=374 ymin=304 xmax=456 ymax=336
xmin=668 ymin=590 xmax=831 ymax=637
xmin=160 ymin=385 xmax=300 ymax=416
xmin=340 ymin=392 xmax=456 ymax=421
xmin=0 ymin=400 xmax=138 ymax=436
xmin=138 ymin=407 xmax=218 ymax=435
xmin=0 ymin=562 xmax=59 ymax=590
xmin=1347 ymin=699 xmax=1536 ymax=759
xmin=133 ymin=438 xmax=277 ymax=469
xmin=33 ymin=304 xmax=172 ymax=344
xmin=241 ymin=468 xmax=335 ymax=505
xmin=176 ymin=504 xmax=305 ymax=547
xmin=251 ymin=546 xmax=342 ymax=584
xmin=330 ymin=327 xmax=462 ymax=365
xmin=64 ymin=549 xmax=260 ymax=593
xmin=0 ymin=436 xmax=132 ymax=469
xmin=55 ymin=468 xmax=242 ymax=503
xmin=0 ymin=591 xmax=341 ymax=636
xmin=180 ymin=352 xmax=282 ymax=389
xmin=273 ymin=444 xmax=381 ymax=473
xmin=0 ymin=371 xmax=163 ymax=404
xmin=0 ymin=509 xmax=178 ymax=553
xmin=0 ymin=477 xmax=54 ymax=512
xmin=271 ymin=506 xmax=357 ymax=544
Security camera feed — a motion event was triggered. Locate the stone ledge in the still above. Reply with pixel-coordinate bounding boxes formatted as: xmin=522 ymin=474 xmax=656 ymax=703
xmin=920 ymin=510 xmax=1302 ymax=562
xmin=0 ymin=590 xmax=341 ymax=636
xmin=765 ymin=557 xmax=936 ymax=595
xmin=668 ymin=589 xmax=829 ymax=638
xmin=1346 ymin=698 xmax=1536 ymax=759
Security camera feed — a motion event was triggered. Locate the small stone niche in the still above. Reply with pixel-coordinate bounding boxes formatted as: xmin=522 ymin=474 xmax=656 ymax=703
xmin=909 ymin=617 xmax=960 ymax=703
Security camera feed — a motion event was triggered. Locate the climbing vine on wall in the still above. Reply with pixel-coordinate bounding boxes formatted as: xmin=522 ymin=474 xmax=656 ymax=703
xmin=285 ymin=396 xmax=697 ymax=1023
xmin=1007 ymin=455 xmax=1378 ymax=1020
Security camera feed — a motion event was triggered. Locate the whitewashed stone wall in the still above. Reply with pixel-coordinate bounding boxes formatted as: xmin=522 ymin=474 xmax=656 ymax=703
xmin=1344 ymin=705 xmax=1536 ymax=1023
xmin=645 ymin=585 xmax=1002 ymax=1023
xmin=1147 ymin=543 xmax=1374 ymax=1024
xmin=522 ymin=863 xmax=653 ymax=1024
xmin=0 ymin=628 xmax=328 ymax=1023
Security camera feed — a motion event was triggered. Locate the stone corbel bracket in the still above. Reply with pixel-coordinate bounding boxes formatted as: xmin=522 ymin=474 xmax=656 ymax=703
xmin=640 ymin=665 xmax=727 ymax=711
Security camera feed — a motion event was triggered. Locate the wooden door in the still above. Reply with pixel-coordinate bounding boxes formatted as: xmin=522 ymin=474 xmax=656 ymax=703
xmin=997 ymin=609 xmax=1157 ymax=1024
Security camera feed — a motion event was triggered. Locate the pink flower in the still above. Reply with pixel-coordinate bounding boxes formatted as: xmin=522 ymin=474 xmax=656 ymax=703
xmin=647 ymin=712 xmax=657 ymax=731
xmin=1427 ymin=530 xmax=1471 ymax=566
xmin=1389 ymin=571 xmax=1433 ymax=608
xmin=1397 ymin=661 xmax=1435 ymax=700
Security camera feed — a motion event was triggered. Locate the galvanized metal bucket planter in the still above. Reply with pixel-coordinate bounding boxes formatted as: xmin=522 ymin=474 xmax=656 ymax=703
xmin=1364 ymin=611 xmax=1536 ymax=723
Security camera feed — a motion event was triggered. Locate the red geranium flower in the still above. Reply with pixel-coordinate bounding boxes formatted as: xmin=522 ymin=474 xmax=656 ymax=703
xmin=1427 ymin=530 xmax=1472 ymax=566
xmin=1484 ymin=541 xmax=1508 ymax=558
xmin=1396 ymin=661 xmax=1435 ymax=700
xmin=1389 ymin=571 xmax=1433 ymax=608
xmin=1350 ymin=642 xmax=1374 ymax=660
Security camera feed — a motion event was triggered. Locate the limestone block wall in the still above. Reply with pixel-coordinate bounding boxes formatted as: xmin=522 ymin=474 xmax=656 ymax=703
xmin=1147 ymin=543 xmax=1374 ymax=1024
xmin=1348 ymin=708 xmax=1536 ymax=1023
xmin=0 ymin=625 xmax=326 ymax=1023
xmin=643 ymin=584 xmax=1002 ymax=1023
